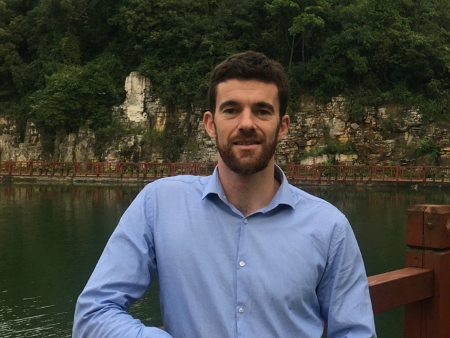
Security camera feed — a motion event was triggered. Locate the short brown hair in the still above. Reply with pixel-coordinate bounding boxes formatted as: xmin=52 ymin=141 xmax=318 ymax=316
xmin=208 ymin=51 xmax=290 ymax=117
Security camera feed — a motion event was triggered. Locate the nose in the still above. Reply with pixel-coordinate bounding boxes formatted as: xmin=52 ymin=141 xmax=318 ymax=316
xmin=238 ymin=108 xmax=256 ymax=131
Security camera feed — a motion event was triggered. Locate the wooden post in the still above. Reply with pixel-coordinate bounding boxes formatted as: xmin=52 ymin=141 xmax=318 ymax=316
xmin=404 ymin=205 xmax=450 ymax=338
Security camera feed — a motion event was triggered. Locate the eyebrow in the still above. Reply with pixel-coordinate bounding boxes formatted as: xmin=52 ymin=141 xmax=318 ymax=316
xmin=218 ymin=100 xmax=275 ymax=113
xmin=254 ymin=101 xmax=275 ymax=113
xmin=218 ymin=100 xmax=239 ymax=112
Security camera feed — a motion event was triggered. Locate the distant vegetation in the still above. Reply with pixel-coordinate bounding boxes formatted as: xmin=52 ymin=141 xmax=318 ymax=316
xmin=1 ymin=0 xmax=450 ymax=139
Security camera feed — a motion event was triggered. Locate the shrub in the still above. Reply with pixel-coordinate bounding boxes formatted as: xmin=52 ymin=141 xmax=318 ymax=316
xmin=415 ymin=139 xmax=441 ymax=164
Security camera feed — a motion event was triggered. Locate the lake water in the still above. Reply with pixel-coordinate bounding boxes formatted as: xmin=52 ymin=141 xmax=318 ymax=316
xmin=1 ymin=182 xmax=449 ymax=337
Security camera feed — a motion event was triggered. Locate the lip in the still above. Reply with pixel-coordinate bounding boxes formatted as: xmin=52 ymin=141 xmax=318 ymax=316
xmin=232 ymin=140 xmax=261 ymax=150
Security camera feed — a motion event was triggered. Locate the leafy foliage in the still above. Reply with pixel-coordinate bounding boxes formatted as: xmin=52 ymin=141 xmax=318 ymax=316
xmin=29 ymin=53 xmax=125 ymax=132
xmin=163 ymin=135 xmax=185 ymax=162
xmin=415 ymin=139 xmax=441 ymax=164
xmin=1 ymin=0 xmax=450 ymax=144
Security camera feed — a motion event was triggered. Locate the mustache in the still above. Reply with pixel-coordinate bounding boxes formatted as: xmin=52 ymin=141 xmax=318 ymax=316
xmin=230 ymin=129 xmax=264 ymax=143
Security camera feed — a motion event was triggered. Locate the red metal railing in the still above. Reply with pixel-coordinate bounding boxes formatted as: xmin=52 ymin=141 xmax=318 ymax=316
xmin=2 ymin=160 xmax=450 ymax=183
xmin=0 ymin=160 xmax=217 ymax=179
xmin=283 ymin=163 xmax=450 ymax=183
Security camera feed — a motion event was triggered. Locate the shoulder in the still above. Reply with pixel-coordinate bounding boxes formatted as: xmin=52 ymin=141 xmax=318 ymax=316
xmin=290 ymin=185 xmax=345 ymax=217
xmin=141 ymin=175 xmax=210 ymax=198
xmin=286 ymin=184 xmax=350 ymax=235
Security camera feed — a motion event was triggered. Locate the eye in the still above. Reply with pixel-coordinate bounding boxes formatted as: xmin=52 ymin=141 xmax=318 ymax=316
xmin=257 ymin=109 xmax=271 ymax=115
xmin=223 ymin=108 xmax=238 ymax=114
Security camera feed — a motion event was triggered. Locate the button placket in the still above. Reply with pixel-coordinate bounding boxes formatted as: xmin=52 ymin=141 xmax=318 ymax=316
xmin=236 ymin=217 xmax=248 ymax=333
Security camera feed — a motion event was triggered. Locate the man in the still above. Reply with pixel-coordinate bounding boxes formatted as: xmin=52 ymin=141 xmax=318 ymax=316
xmin=73 ymin=51 xmax=376 ymax=337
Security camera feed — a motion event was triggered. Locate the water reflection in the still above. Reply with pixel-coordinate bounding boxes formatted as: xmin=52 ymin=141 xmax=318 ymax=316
xmin=1 ymin=183 xmax=449 ymax=337
xmin=0 ymin=184 xmax=142 ymax=338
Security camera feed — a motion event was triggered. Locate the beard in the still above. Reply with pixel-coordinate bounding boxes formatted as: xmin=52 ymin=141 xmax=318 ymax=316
xmin=216 ymin=125 xmax=280 ymax=175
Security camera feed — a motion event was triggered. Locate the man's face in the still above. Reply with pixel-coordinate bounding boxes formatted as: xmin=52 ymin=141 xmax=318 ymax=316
xmin=203 ymin=79 xmax=289 ymax=175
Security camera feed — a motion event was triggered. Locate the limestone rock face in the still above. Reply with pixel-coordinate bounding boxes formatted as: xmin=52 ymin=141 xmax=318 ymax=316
xmin=272 ymin=96 xmax=432 ymax=166
xmin=0 ymin=118 xmax=43 ymax=161
xmin=179 ymin=109 xmax=217 ymax=163
xmin=102 ymin=72 xmax=170 ymax=162
xmin=119 ymin=71 xmax=167 ymax=129
xmin=58 ymin=126 xmax=96 ymax=162
xmin=122 ymin=72 xmax=151 ymax=124
xmin=2 ymin=73 xmax=450 ymax=166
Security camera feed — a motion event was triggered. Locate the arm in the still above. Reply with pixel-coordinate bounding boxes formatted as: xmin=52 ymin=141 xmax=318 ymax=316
xmin=73 ymin=186 xmax=173 ymax=338
xmin=317 ymin=215 xmax=377 ymax=338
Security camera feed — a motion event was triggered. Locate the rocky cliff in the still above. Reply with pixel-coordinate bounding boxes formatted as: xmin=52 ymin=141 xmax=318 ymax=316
xmin=1 ymin=72 xmax=449 ymax=165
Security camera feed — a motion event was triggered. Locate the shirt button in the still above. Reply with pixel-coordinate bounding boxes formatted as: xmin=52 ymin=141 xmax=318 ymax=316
xmin=239 ymin=261 xmax=245 ymax=267
xmin=238 ymin=307 xmax=244 ymax=313
xmin=243 ymin=219 xmax=248 ymax=224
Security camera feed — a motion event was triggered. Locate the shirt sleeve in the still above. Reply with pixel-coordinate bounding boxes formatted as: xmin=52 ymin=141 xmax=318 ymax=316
xmin=72 ymin=186 xmax=173 ymax=338
xmin=317 ymin=214 xmax=377 ymax=338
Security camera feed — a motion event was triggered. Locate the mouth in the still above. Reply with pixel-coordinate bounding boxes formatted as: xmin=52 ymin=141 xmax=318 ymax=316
xmin=232 ymin=139 xmax=262 ymax=151
xmin=233 ymin=141 xmax=261 ymax=145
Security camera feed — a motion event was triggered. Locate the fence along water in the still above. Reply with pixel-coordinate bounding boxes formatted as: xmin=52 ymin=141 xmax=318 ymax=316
xmin=2 ymin=160 xmax=450 ymax=183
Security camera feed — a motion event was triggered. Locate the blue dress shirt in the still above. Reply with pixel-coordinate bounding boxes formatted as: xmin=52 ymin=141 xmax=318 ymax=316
xmin=73 ymin=166 xmax=376 ymax=337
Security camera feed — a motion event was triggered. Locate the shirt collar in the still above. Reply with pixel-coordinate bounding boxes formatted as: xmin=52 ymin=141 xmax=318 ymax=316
xmin=202 ymin=165 xmax=296 ymax=211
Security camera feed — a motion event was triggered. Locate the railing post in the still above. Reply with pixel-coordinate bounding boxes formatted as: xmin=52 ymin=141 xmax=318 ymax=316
xmin=51 ymin=159 xmax=55 ymax=176
xmin=73 ymin=160 xmax=77 ymax=177
xmin=6 ymin=160 xmax=10 ymax=175
xmin=404 ymin=205 xmax=450 ymax=338
xmin=144 ymin=161 xmax=148 ymax=178
xmin=119 ymin=161 xmax=124 ymax=178
xmin=29 ymin=159 xmax=33 ymax=176
xmin=369 ymin=164 xmax=372 ymax=181
xmin=396 ymin=165 xmax=399 ymax=181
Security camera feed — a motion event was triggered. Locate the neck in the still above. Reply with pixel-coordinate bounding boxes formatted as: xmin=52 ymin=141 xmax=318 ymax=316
xmin=217 ymin=158 xmax=280 ymax=216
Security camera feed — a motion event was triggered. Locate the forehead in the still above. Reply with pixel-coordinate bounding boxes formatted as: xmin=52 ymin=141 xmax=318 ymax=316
xmin=216 ymin=79 xmax=279 ymax=108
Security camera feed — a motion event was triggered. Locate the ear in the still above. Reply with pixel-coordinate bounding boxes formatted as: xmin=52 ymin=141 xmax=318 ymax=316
xmin=203 ymin=111 xmax=216 ymax=138
xmin=277 ymin=115 xmax=290 ymax=141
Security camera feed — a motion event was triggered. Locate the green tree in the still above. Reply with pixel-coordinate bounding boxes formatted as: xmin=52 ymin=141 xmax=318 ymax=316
xmin=265 ymin=0 xmax=330 ymax=70
xmin=29 ymin=53 xmax=124 ymax=132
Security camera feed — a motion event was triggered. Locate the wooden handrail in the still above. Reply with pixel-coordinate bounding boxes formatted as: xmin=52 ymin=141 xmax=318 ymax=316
xmin=368 ymin=267 xmax=433 ymax=314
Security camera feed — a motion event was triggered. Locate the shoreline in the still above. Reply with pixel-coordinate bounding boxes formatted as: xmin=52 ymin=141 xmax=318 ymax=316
xmin=2 ymin=174 xmax=450 ymax=190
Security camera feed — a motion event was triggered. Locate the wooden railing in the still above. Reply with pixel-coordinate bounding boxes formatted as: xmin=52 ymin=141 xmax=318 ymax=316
xmin=283 ymin=163 xmax=450 ymax=183
xmin=2 ymin=160 xmax=450 ymax=183
xmin=365 ymin=204 xmax=450 ymax=337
